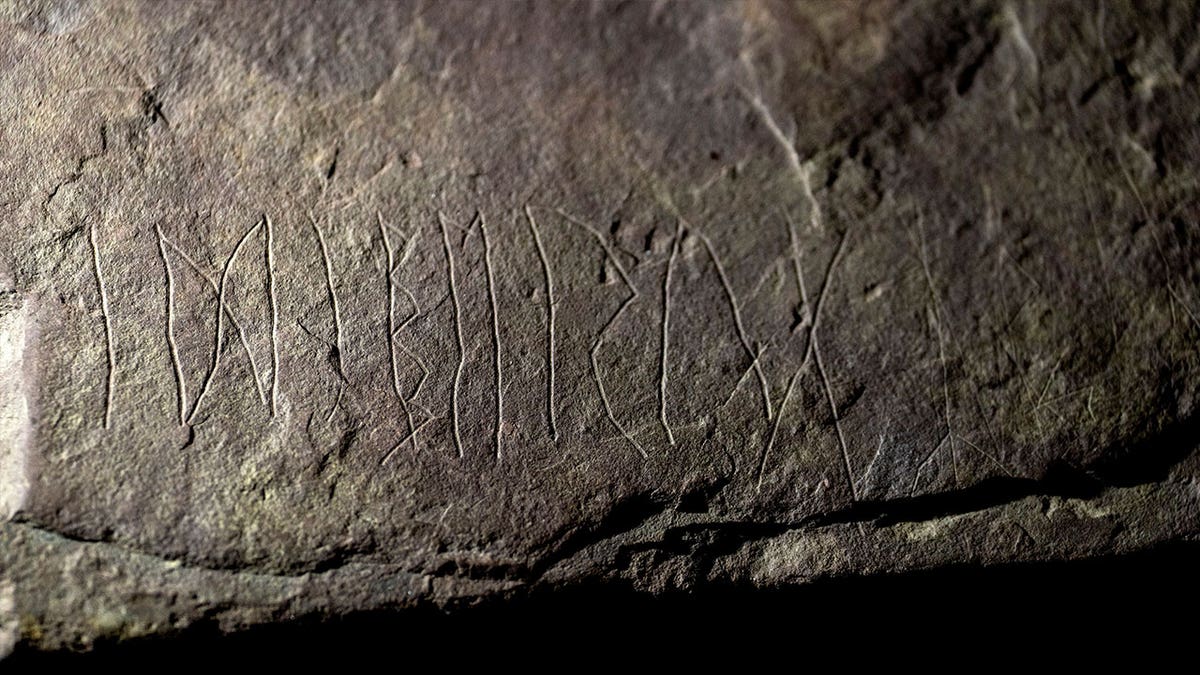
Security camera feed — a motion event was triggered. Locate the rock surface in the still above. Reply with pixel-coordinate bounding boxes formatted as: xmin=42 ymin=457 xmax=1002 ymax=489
xmin=1 ymin=0 xmax=1198 ymax=653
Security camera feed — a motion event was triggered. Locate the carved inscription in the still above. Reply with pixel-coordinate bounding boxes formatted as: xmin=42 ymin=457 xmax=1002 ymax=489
xmin=86 ymin=196 xmax=877 ymax=493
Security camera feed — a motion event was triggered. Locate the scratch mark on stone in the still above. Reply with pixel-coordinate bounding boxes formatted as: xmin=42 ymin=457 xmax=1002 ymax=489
xmin=189 ymin=221 xmax=263 ymax=425
xmin=914 ymin=216 xmax=959 ymax=488
xmin=394 ymin=287 xmax=422 ymax=333
xmin=89 ymin=223 xmax=116 ymax=429
xmin=380 ymin=213 xmax=418 ymax=455
xmin=307 ymin=210 xmax=344 ymax=377
xmin=1167 ymin=284 xmax=1200 ymax=332
xmin=379 ymin=221 xmax=400 ymax=385
xmin=762 ymin=220 xmax=852 ymax=494
xmin=326 ymin=386 xmax=344 ymax=424
xmin=794 ymin=224 xmax=856 ymax=500
xmin=265 ymin=215 xmax=280 ymax=418
xmin=381 ymin=416 xmax=434 ymax=467
xmin=934 ymin=310 xmax=958 ymax=486
xmin=813 ymin=332 xmax=857 ymax=501
xmin=480 ymin=212 xmax=504 ymax=462
xmin=721 ymin=342 xmax=768 ymax=410
xmin=1118 ymin=159 xmax=1182 ymax=325
xmin=160 ymin=235 xmax=267 ymax=408
xmin=801 ymin=230 xmax=848 ymax=366
xmin=957 ymin=434 xmax=1012 ymax=476
xmin=397 ymin=228 xmax=422 ymax=268
xmin=438 ymin=210 xmax=468 ymax=459
xmin=1080 ymin=184 xmax=1120 ymax=346
xmin=786 ymin=209 xmax=812 ymax=330
xmin=393 ymin=273 xmax=431 ymax=426
xmin=857 ymin=426 xmax=889 ymax=494
xmin=397 ymin=342 xmax=429 ymax=403
xmin=154 ymin=225 xmax=186 ymax=426
xmin=697 ymin=231 xmax=773 ymax=421
xmin=756 ymin=369 xmax=800 ymax=492
xmin=1034 ymin=349 xmax=1067 ymax=409
xmin=555 ymin=207 xmax=647 ymax=459
xmin=911 ymin=432 xmax=951 ymax=497
xmin=525 ymin=205 xmax=558 ymax=440
xmin=659 ymin=221 xmax=682 ymax=447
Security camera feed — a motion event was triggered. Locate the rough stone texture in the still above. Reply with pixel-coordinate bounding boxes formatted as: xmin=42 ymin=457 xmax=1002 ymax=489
xmin=1 ymin=0 xmax=1198 ymax=653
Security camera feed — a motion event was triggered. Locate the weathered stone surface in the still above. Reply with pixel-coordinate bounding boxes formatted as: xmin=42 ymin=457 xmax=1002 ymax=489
xmin=1 ymin=0 xmax=1198 ymax=652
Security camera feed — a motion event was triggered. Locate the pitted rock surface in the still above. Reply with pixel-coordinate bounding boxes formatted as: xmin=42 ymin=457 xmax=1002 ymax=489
xmin=1 ymin=0 xmax=1198 ymax=652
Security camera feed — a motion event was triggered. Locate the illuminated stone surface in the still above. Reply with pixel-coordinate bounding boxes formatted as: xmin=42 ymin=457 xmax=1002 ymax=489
xmin=1 ymin=0 xmax=1198 ymax=652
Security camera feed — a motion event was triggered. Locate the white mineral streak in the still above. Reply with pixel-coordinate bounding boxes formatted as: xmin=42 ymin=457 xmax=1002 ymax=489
xmin=0 ymin=297 xmax=31 ymax=521
xmin=0 ymin=580 xmax=15 ymax=659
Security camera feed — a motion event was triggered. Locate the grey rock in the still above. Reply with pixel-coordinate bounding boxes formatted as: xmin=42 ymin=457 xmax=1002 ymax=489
xmin=1 ymin=0 xmax=1198 ymax=652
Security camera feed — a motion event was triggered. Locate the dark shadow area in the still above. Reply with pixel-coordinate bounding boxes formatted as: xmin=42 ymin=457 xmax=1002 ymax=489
xmin=9 ymin=540 xmax=1200 ymax=665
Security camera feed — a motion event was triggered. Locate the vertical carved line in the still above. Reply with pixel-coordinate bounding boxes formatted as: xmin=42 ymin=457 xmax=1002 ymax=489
xmin=524 ymin=205 xmax=557 ymax=441
xmin=379 ymin=213 xmax=418 ymax=456
xmin=658 ymin=222 xmax=682 ymax=446
xmin=480 ymin=213 xmax=503 ymax=461
xmin=438 ymin=210 xmax=467 ymax=459
xmin=155 ymin=225 xmax=187 ymax=426
xmin=307 ymin=210 xmax=344 ymax=377
xmin=265 ymin=215 xmax=280 ymax=418
xmin=88 ymin=224 xmax=116 ymax=429
xmin=189 ymin=221 xmax=262 ymax=424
